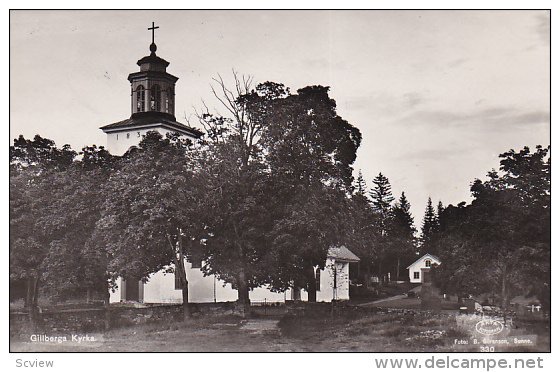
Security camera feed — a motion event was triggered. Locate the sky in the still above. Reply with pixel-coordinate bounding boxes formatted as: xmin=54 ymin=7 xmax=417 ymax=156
xmin=9 ymin=10 xmax=550 ymax=226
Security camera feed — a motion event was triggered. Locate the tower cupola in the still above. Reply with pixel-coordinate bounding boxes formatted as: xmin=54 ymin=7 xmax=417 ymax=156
xmin=100 ymin=22 xmax=202 ymax=156
xmin=127 ymin=22 xmax=178 ymax=119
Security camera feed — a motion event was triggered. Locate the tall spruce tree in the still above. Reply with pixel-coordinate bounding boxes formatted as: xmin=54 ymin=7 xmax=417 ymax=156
xmin=436 ymin=200 xmax=445 ymax=232
xmin=369 ymin=172 xmax=394 ymax=236
xmin=346 ymin=170 xmax=378 ymax=286
xmin=389 ymin=192 xmax=417 ymax=280
xmin=420 ymin=197 xmax=438 ymax=254
xmin=391 ymin=192 xmax=416 ymax=245
xmin=369 ymin=173 xmax=394 ymax=278
xmin=354 ymin=170 xmax=367 ymax=198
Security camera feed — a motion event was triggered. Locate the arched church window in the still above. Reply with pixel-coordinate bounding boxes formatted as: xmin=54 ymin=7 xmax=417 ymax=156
xmin=165 ymin=87 xmax=174 ymax=114
xmin=150 ymin=85 xmax=161 ymax=111
xmin=136 ymin=85 xmax=145 ymax=112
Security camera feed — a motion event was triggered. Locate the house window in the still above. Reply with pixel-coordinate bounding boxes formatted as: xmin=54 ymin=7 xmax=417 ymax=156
xmin=315 ymin=268 xmax=321 ymax=291
xmin=150 ymin=85 xmax=161 ymax=111
xmin=414 ymin=272 xmax=420 ymax=279
xmin=425 ymin=260 xmax=432 ymax=268
xmin=136 ymin=85 xmax=145 ymax=112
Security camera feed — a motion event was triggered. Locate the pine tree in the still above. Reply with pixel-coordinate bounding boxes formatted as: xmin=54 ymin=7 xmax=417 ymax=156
xmin=369 ymin=172 xmax=394 ymax=236
xmin=354 ymin=170 xmax=367 ymax=197
xmin=369 ymin=173 xmax=394 ymax=279
xmin=420 ymin=197 xmax=437 ymax=252
xmin=390 ymin=192 xmax=417 ymax=279
xmin=346 ymin=170 xmax=378 ymax=286
xmin=393 ymin=192 xmax=415 ymax=236
xmin=436 ymin=200 xmax=445 ymax=231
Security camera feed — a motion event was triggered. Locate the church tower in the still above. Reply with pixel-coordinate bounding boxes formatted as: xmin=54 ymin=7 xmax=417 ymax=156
xmin=100 ymin=23 xmax=202 ymax=156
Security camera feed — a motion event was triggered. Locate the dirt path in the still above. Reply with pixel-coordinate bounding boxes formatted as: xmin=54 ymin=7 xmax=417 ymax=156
xmin=357 ymin=294 xmax=408 ymax=307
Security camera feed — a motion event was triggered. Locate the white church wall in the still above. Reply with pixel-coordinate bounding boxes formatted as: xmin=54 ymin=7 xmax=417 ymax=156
xmin=109 ymin=282 xmax=121 ymax=303
xmin=249 ymin=287 xmax=286 ymax=302
xmin=109 ymin=260 xmax=240 ymax=304
xmin=109 ymin=258 xmax=351 ymax=304
xmin=183 ymin=262 xmax=238 ymax=303
xmin=143 ymin=269 xmax=181 ymax=303
xmin=142 ymin=261 xmax=238 ymax=303
xmin=106 ymin=127 xmax=179 ymax=156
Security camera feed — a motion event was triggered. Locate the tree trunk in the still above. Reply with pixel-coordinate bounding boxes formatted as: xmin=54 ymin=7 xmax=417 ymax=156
xmin=332 ymin=264 xmax=338 ymax=301
xmin=168 ymin=231 xmax=190 ymax=319
xmin=237 ymin=269 xmax=250 ymax=304
xmin=236 ymin=268 xmax=250 ymax=317
xmin=178 ymin=257 xmax=190 ymax=319
xmin=233 ymin=235 xmax=250 ymax=315
xmin=182 ymin=286 xmax=189 ymax=316
xmin=104 ymin=280 xmax=111 ymax=331
xmin=501 ymin=268 xmax=509 ymax=310
xmin=32 ymin=276 xmax=40 ymax=308
xmin=396 ymin=257 xmax=401 ymax=282
xmin=307 ymin=264 xmax=317 ymax=302
xmin=25 ymin=277 xmax=33 ymax=309
xmin=27 ymin=275 xmax=39 ymax=330
xmin=177 ymin=232 xmax=190 ymax=319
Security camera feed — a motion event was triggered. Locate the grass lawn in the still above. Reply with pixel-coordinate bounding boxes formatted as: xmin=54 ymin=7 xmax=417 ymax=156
xmin=9 ymin=310 xmax=550 ymax=352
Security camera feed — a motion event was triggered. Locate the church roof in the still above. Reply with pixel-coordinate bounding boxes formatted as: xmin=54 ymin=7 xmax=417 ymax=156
xmin=100 ymin=112 xmax=203 ymax=138
xmin=137 ymin=54 xmax=170 ymax=68
xmin=328 ymin=246 xmax=360 ymax=262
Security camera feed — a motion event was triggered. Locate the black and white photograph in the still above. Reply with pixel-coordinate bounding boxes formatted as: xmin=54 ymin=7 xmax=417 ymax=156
xmin=8 ymin=8 xmax=551 ymax=356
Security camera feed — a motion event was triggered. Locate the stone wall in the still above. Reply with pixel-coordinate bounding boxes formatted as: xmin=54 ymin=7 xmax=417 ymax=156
xmin=10 ymin=302 xmax=244 ymax=335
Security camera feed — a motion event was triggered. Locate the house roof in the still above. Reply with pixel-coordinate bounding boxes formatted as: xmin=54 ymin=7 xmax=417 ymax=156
xmin=100 ymin=112 xmax=203 ymax=138
xmin=328 ymin=246 xmax=360 ymax=263
xmin=406 ymin=253 xmax=441 ymax=269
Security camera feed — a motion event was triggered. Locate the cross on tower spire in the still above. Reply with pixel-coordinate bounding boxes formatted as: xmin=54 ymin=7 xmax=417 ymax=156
xmin=148 ymin=22 xmax=159 ymax=44
xmin=148 ymin=22 xmax=159 ymax=54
